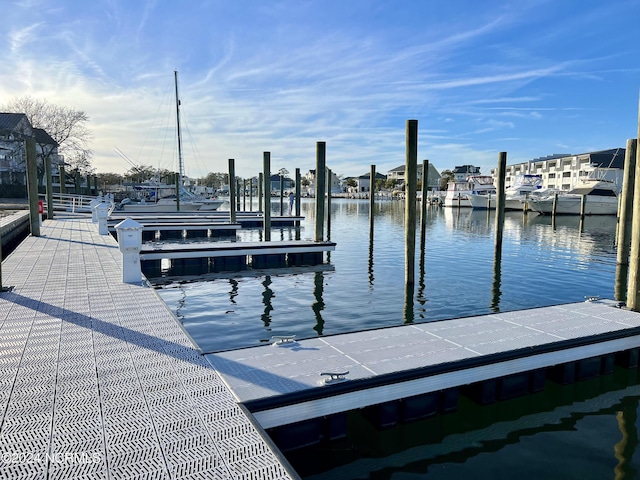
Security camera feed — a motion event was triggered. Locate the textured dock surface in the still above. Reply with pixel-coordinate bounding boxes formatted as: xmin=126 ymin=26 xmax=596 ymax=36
xmin=0 ymin=217 xmax=294 ymax=479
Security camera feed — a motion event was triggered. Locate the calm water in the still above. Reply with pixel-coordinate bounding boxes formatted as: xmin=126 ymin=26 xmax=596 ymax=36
xmin=155 ymin=199 xmax=619 ymax=353
xmin=152 ymin=199 xmax=638 ymax=479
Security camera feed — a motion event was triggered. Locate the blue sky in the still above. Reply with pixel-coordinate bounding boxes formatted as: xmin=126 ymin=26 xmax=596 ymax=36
xmin=2 ymin=0 xmax=640 ymax=179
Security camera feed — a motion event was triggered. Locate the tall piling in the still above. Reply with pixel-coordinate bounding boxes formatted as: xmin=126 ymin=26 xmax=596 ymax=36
xmin=249 ymin=178 xmax=253 ymax=212
xmin=263 ymin=153 xmax=272 ymax=241
xmin=258 ymin=173 xmax=263 ymax=213
xmin=420 ymin=160 xmax=429 ymax=253
xmin=280 ymin=175 xmax=284 ymax=216
xmin=494 ymin=152 xmax=507 ymax=251
xmin=369 ymin=165 xmax=376 ymax=238
xmin=59 ymin=165 xmax=66 ymax=194
xmin=228 ymin=159 xmax=236 ymax=224
xmin=405 ymin=120 xmax=418 ymax=286
xmin=627 ymin=101 xmax=640 ymax=309
xmin=26 ymin=137 xmax=40 ymax=237
xmin=315 ymin=142 xmax=326 ymax=242
xmin=617 ymin=139 xmax=637 ymax=273
xmin=295 ymin=168 xmax=301 ymax=218
xmin=236 ymin=179 xmax=241 ymax=212
xmin=45 ymin=157 xmax=54 ymax=220
xmin=327 ymin=168 xmax=332 ymax=238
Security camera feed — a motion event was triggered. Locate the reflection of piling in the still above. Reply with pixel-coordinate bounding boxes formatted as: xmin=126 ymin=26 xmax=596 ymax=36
xmin=228 ymin=159 xmax=236 ymax=224
xmin=26 ymin=137 xmax=40 ymax=237
xmin=613 ymin=398 xmax=639 ymax=479
xmin=263 ymin=153 xmax=271 ymax=241
xmin=405 ymin=120 xmax=418 ymax=286
xmin=312 ymin=271 xmax=325 ymax=335
xmin=315 ymin=142 xmax=326 ymax=242
xmin=616 ymin=139 xmax=637 ymax=302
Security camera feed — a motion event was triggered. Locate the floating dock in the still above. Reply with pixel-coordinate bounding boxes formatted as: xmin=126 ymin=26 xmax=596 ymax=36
xmin=140 ymin=240 xmax=336 ymax=276
xmin=205 ymin=300 xmax=640 ymax=448
xmin=108 ymin=212 xmax=305 ymax=228
xmin=0 ymin=217 xmax=296 ymax=478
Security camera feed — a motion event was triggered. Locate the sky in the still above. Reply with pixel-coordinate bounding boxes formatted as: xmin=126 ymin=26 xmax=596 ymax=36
xmin=2 ymin=0 xmax=640 ymax=180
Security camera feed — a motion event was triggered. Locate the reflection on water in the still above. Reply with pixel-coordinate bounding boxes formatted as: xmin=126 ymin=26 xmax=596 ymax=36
xmin=288 ymin=368 xmax=640 ymax=479
xmin=155 ymin=200 xmax=619 ymax=352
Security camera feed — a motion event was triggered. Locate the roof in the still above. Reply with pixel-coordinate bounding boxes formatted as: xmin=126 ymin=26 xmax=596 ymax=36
xmin=0 ymin=113 xmax=31 ymax=133
xmin=33 ymin=128 xmax=58 ymax=146
xmin=358 ymin=172 xmax=386 ymax=180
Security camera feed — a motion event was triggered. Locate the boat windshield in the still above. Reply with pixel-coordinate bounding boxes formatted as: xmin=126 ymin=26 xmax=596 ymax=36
xmin=570 ymin=187 xmax=617 ymax=196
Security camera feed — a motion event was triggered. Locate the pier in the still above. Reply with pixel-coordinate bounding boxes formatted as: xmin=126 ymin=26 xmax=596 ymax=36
xmin=0 ymin=216 xmax=296 ymax=479
xmin=205 ymin=300 xmax=640 ymax=447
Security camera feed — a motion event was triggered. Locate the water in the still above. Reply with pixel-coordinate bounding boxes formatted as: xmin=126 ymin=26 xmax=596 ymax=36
xmin=152 ymin=199 xmax=637 ymax=479
xmin=154 ymin=199 xmax=619 ymax=353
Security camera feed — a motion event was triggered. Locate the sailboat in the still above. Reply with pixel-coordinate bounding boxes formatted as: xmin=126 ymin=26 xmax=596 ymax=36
xmin=114 ymin=71 xmax=224 ymax=213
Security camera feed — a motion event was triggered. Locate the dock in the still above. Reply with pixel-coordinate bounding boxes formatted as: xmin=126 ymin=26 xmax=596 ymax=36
xmin=0 ymin=217 xmax=296 ymax=478
xmin=108 ymin=212 xmax=305 ymax=228
xmin=205 ymin=300 xmax=640 ymax=444
xmin=140 ymin=240 xmax=336 ymax=276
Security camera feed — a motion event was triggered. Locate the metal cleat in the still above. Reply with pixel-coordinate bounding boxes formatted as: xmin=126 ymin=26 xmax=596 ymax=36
xmin=320 ymin=371 xmax=349 ymax=384
xmin=271 ymin=335 xmax=296 ymax=346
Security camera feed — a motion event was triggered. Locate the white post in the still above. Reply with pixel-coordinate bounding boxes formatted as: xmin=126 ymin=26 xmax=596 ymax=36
xmin=90 ymin=196 xmax=102 ymax=223
xmin=95 ymin=202 xmax=110 ymax=235
xmin=114 ymin=218 xmax=143 ymax=284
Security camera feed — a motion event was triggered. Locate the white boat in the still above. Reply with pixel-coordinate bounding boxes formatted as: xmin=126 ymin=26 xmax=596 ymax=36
xmin=113 ymin=71 xmax=225 ymax=213
xmin=527 ymin=179 xmax=619 ymax=215
xmin=467 ymin=173 xmax=543 ymax=210
xmin=443 ymin=175 xmax=495 ymax=208
xmin=113 ymin=188 xmax=224 ymax=212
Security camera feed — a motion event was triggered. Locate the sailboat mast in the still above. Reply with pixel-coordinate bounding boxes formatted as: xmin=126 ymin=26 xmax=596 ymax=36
xmin=174 ymin=70 xmax=184 ymax=189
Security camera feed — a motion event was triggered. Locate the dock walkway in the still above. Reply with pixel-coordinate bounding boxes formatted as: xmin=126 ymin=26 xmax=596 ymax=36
xmin=0 ymin=217 xmax=295 ymax=479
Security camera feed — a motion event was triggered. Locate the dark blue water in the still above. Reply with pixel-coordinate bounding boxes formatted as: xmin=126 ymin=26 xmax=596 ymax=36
xmin=154 ymin=199 xmax=619 ymax=353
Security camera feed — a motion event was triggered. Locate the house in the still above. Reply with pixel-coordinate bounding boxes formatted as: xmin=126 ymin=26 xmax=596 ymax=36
xmin=303 ymin=169 xmax=341 ymax=194
xmin=489 ymin=149 xmax=625 ymax=191
xmin=386 ymin=162 xmax=442 ymax=189
xmin=269 ymin=174 xmax=295 ymax=193
xmin=0 ymin=113 xmax=62 ymax=193
xmin=452 ymin=165 xmax=481 ymax=182
xmin=356 ymin=171 xmax=386 ymax=192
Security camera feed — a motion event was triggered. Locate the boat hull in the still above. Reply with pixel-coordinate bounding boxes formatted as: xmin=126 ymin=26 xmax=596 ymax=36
xmin=528 ymin=196 xmax=618 ymax=215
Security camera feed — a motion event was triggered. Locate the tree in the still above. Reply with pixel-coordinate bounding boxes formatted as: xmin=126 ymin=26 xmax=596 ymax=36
xmin=125 ymin=165 xmax=156 ymax=183
xmin=278 ymin=168 xmax=289 ymax=178
xmin=439 ymin=169 xmax=455 ymax=190
xmin=96 ymin=172 xmax=124 ymax=190
xmin=301 ymin=178 xmax=310 ymax=187
xmin=2 ymin=96 xmax=93 ymax=175
xmin=345 ymin=178 xmax=357 ymax=188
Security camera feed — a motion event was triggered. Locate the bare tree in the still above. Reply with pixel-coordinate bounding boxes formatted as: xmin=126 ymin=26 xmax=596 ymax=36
xmin=2 ymin=96 xmax=93 ymax=174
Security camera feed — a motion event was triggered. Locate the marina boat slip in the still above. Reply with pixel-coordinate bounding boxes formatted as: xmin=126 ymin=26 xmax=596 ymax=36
xmin=467 ymin=173 xmax=544 ymax=210
xmin=442 ymin=175 xmax=496 ymax=208
xmin=527 ymin=179 xmax=620 ymax=215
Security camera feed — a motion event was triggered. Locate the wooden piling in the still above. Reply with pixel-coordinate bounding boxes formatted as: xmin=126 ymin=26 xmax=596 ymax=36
xmin=236 ymin=179 xmax=241 ymax=212
xmin=617 ymin=138 xmax=637 ymax=269
xmin=243 ymin=179 xmax=247 ymax=212
xmin=405 ymin=120 xmax=418 ymax=286
xmin=280 ymin=175 xmax=284 ymax=216
xmin=59 ymin=165 xmax=66 ymax=194
xmin=552 ymin=192 xmax=558 ymax=217
xmin=315 ymin=142 xmax=326 ymax=242
xmin=295 ymin=168 xmax=301 ymax=217
xmin=494 ymin=152 xmax=507 ymax=251
xmin=369 ymin=165 xmax=376 ymax=237
xmin=175 ymin=174 xmax=180 ymax=211
xmin=420 ymin=160 xmax=429 ymax=250
xmin=580 ymin=195 xmax=586 ymax=218
xmin=327 ymin=168 xmax=332 ymax=238
xmin=249 ymin=178 xmax=253 ymax=212
xmin=26 ymin=137 xmax=40 ymax=237
xmin=228 ymin=159 xmax=236 ymax=224
xmin=258 ymin=173 xmax=264 ymax=213
xmin=45 ymin=157 xmax=54 ymax=220
xmin=263 ymin=153 xmax=272 ymax=241
xmin=627 ymin=100 xmax=640 ymax=309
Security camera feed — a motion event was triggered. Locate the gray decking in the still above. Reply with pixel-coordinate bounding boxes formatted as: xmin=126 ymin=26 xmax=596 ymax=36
xmin=206 ymin=300 xmax=640 ymax=429
xmin=0 ymin=217 xmax=295 ymax=479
